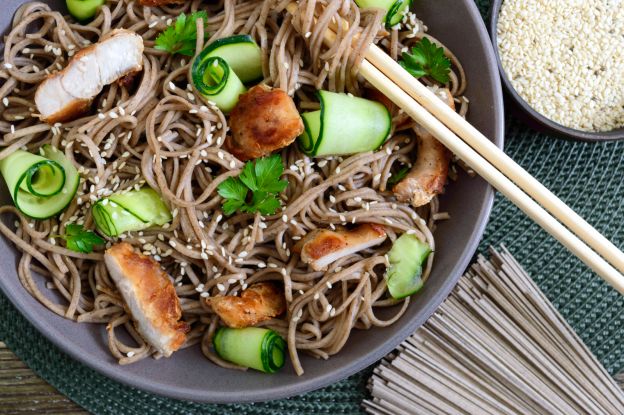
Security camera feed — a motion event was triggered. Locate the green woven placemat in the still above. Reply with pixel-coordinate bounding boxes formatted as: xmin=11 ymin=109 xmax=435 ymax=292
xmin=2 ymin=1 xmax=623 ymax=413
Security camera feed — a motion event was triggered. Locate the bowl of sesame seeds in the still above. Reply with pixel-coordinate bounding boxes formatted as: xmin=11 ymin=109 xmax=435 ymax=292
xmin=490 ymin=0 xmax=624 ymax=141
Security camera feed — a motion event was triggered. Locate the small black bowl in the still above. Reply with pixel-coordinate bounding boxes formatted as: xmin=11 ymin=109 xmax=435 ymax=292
xmin=489 ymin=0 xmax=624 ymax=142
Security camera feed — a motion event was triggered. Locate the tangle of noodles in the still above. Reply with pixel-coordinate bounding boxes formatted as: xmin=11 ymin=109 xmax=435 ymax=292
xmin=0 ymin=0 xmax=468 ymax=375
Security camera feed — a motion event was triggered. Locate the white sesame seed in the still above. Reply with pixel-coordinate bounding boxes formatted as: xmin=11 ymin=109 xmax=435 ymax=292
xmin=497 ymin=0 xmax=624 ymax=132
xmin=127 ymin=351 xmax=136 ymax=358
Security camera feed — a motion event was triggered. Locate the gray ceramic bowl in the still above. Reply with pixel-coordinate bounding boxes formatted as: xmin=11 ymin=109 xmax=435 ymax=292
xmin=0 ymin=0 xmax=504 ymax=403
xmin=489 ymin=0 xmax=624 ymax=142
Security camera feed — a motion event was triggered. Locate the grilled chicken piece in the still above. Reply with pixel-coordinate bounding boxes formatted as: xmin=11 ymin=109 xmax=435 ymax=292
xmin=294 ymin=224 xmax=387 ymax=271
xmin=139 ymin=0 xmax=186 ymax=5
xmin=35 ymin=29 xmax=143 ymax=124
xmin=104 ymin=243 xmax=189 ymax=357
xmin=225 ymin=84 xmax=304 ymax=161
xmin=206 ymin=282 xmax=286 ymax=328
xmin=392 ymin=88 xmax=454 ymax=207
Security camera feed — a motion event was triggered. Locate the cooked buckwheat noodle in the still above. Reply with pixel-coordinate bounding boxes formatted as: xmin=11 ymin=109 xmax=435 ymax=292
xmin=0 ymin=0 xmax=468 ymax=374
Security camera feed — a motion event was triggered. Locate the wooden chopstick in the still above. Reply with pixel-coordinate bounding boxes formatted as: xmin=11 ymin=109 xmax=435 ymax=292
xmin=364 ymin=44 xmax=624 ymax=275
xmin=358 ymin=59 xmax=624 ymax=294
xmin=283 ymin=3 xmax=624 ymax=294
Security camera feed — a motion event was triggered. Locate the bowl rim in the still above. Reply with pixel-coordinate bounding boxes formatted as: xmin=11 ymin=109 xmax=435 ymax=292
xmin=0 ymin=0 xmax=505 ymax=403
xmin=488 ymin=0 xmax=624 ymax=142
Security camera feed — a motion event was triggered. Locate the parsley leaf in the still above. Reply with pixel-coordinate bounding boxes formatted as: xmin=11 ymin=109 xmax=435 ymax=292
xmin=387 ymin=165 xmax=410 ymax=187
xmin=217 ymin=154 xmax=288 ymax=216
xmin=55 ymin=224 xmax=105 ymax=253
xmin=399 ymin=38 xmax=451 ymax=84
xmin=154 ymin=11 xmax=208 ymax=57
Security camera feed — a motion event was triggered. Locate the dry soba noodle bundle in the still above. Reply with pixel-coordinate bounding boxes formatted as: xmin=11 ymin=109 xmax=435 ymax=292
xmin=0 ymin=0 xmax=468 ymax=375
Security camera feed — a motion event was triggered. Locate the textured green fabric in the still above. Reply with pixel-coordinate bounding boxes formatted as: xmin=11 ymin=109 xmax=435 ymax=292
xmin=1 ymin=1 xmax=623 ymax=413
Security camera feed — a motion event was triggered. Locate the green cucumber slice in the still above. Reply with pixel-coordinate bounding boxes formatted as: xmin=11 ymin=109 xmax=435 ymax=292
xmin=385 ymin=233 xmax=432 ymax=299
xmin=66 ymin=0 xmax=105 ymax=22
xmin=213 ymin=327 xmax=286 ymax=373
xmin=199 ymin=35 xmax=263 ymax=83
xmin=0 ymin=145 xmax=79 ymax=219
xmin=354 ymin=0 xmax=412 ymax=27
xmin=191 ymin=56 xmax=246 ymax=113
xmin=92 ymin=187 xmax=172 ymax=237
xmin=298 ymin=90 xmax=391 ymax=157
xmin=386 ymin=0 xmax=412 ymax=26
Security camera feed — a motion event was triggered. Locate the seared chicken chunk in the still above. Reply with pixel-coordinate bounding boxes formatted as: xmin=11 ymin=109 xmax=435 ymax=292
xmin=207 ymin=282 xmax=286 ymax=328
xmin=225 ymin=84 xmax=304 ymax=161
xmin=35 ymin=29 xmax=143 ymax=123
xmin=104 ymin=243 xmax=189 ymax=357
xmin=294 ymin=224 xmax=387 ymax=271
xmin=392 ymin=88 xmax=454 ymax=207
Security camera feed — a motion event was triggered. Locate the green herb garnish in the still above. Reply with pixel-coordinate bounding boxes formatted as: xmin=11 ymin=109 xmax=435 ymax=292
xmin=387 ymin=165 xmax=410 ymax=187
xmin=55 ymin=224 xmax=105 ymax=253
xmin=399 ymin=37 xmax=451 ymax=84
xmin=217 ymin=154 xmax=288 ymax=216
xmin=154 ymin=11 xmax=208 ymax=57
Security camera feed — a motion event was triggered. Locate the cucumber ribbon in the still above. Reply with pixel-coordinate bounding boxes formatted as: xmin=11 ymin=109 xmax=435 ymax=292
xmin=213 ymin=327 xmax=286 ymax=373
xmin=354 ymin=0 xmax=413 ymax=27
xmin=0 ymin=145 xmax=79 ymax=219
xmin=191 ymin=35 xmax=263 ymax=113
xmin=92 ymin=187 xmax=172 ymax=237
xmin=298 ymin=90 xmax=392 ymax=157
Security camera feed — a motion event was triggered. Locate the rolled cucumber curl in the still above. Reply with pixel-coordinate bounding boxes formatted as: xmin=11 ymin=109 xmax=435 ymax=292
xmin=191 ymin=55 xmax=246 ymax=113
xmin=66 ymin=0 xmax=106 ymax=21
xmin=299 ymin=90 xmax=391 ymax=157
xmin=0 ymin=145 xmax=79 ymax=219
xmin=213 ymin=327 xmax=286 ymax=373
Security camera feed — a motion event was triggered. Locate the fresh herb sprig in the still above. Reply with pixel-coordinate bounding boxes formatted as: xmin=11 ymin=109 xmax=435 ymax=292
xmin=154 ymin=11 xmax=208 ymax=57
xmin=399 ymin=37 xmax=451 ymax=84
xmin=387 ymin=165 xmax=410 ymax=187
xmin=217 ymin=155 xmax=288 ymax=216
xmin=54 ymin=224 xmax=105 ymax=253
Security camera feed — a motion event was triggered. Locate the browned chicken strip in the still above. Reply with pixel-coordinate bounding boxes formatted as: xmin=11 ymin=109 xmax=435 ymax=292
xmin=104 ymin=243 xmax=189 ymax=357
xmin=392 ymin=88 xmax=455 ymax=207
xmin=225 ymin=84 xmax=304 ymax=161
xmin=34 ymin=29 xmax=143 ymax=124
xmin=294 ymin=224 xmax=387 ymax=271
xmin=139 ymin=0 xmax=186 ymax=6
xmin=206 ymin=282 xmax=286 ymax=328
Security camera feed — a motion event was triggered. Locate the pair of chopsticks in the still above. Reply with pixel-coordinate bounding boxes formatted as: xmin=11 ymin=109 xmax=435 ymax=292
xmin=285 ymin=3 xmax=624 ymax=295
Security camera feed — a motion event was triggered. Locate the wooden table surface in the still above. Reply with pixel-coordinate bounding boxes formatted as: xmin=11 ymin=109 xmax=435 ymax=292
xmin=2 ymin=338 xmax=624 ymax=414
xmin=0 ymin=342 xmax=86 ymax=414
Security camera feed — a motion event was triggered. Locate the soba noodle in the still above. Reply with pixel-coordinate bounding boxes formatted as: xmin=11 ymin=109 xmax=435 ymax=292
xmin=0 ymin=0 xmax=467 ymax=375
